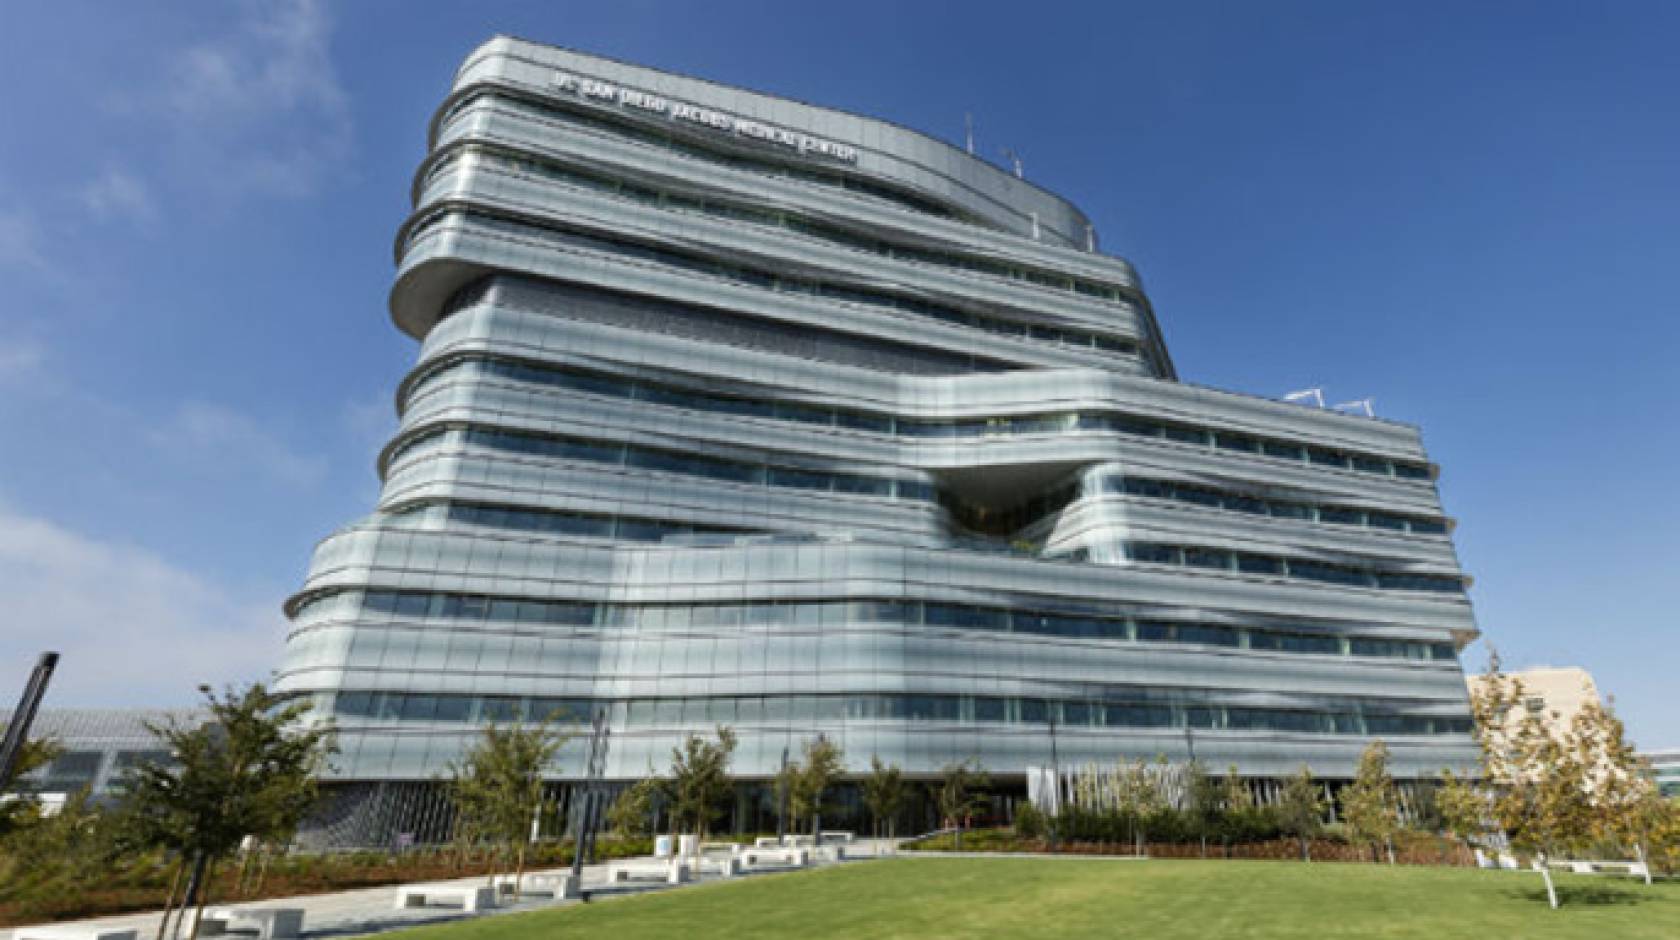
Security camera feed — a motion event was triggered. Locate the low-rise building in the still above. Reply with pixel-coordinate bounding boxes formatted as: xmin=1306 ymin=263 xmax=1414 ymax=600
xmin=0 ymin=708 xmax=196 ymax=802
xmin=1643 ymin=749 xmax=1680 ymax=798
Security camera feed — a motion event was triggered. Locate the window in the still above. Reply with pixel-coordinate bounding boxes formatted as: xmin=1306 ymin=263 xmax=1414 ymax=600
xmin=1308 ymin=448 xmax=1349 ymax=468
xmin=1183 ymin=547 xmax=1232 ymax=570
xmin=1237 ymin=554 xmax=1284 ymax=575
xmin=1165 ymin=426 xmax=1210 ymax=446
xmin=1215 ymin=433 xmax=1259 ymax=453
xmin=1224 ymin=495 xmax=1266 ymax=515
xmin=1127 ymin=543 xmax=1179 ymax=564
xmin=1318 ymin=507 xmax=1364 ymax=526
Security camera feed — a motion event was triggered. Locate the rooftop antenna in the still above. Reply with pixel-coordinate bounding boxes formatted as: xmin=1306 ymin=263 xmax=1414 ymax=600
xmin=999 ymin=146 xmax=1024 ymax=179
xmin=964 ymin=112 xmax=975 ymax=156
xmin=1283 ymin=388 xmax=1326 ymax=409
xmin=1334 ymin=398 xmax=1375 ymax=418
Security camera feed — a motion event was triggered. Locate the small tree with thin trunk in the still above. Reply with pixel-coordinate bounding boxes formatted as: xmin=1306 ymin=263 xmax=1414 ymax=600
xmin=663 ymin=726 xmax=737 ymax=841
xmin=1276 ymin=765 xmax=1325 ymax=862
xmin=1114 ymin=757 xmax=1165 ymax=856
xmin=861 ymin=756 xmax=905 ymax=844
xmin=1469 ymin=655 xmax=1594 ymax=908
xmin=1217 ymin=766 xmax=1254 ymax=856
xmin=447 ymin=718 xmax=569 ymax=891
xmin=1436 ymin=768 xmax=1486 ymax=863
xmin=936 ymin=760 xmax=989 ymax=851
xmin=1181 ymin=760 xmax=1220 ymax=858
xmin=1573 ymin=697 xmax=1663 ymax=885
xmin=606 ymin=777 xmax=660 ymax=839
xmin=1343 ymin=740 xmax=1401 ymax=864
xmin=122 ymin=684 xmax=334 ymax=940
xmin=787 ymin=737 xmax=844 ymax=836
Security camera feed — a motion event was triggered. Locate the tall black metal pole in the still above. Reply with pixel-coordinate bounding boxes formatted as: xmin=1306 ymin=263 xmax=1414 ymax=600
xmin=570 ymin=708 xmax=609 ymax=900
xmin=0 ymin=651 xmax=59 ymax=792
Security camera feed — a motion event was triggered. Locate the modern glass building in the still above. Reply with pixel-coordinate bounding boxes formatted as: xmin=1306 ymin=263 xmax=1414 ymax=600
xmin=278 ymin=37 xmax=1480 ymax=841
xmin=0 ymin=709 xmax=195 ymax=804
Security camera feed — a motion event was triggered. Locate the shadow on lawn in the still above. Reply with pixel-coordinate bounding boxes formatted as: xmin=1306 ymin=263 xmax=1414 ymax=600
xmin=1501 ymin=883 xmax=1654 ymax=907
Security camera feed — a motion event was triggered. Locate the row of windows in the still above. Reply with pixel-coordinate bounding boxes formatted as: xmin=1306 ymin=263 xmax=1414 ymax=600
xmin=295 ymin=589 xmax=1457 ymax=663
xmin=452 ymin=274 xmax=1012 ymax=376
xmin=1111 ymin=542 xmax=1465 ymax=594
xmin=461 ymin=426 xmax=938 ymax=501
xmin=407 ymin=207 xmax=1144 ymax=360
xmin=402 ymin=353 xmax=1434 ymax=482
xmin=1097 ymin=476 xmax=1448 ymax=535
xmin=18 ymin=749 xmax=175 ymax=793
xmin=328 ymin=690 xmax=1472 ymax=737
xmin=460 ymin=143 xmax=1139 ymax=320
xmin=440 ymin=91 xmax=969 ymax=222
xmin=388 ymin=500 xmax=762 ymax=543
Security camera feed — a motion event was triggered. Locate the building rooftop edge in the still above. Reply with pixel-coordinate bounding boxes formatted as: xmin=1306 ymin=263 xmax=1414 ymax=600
xmin=476 ymin=34 xmax=1098 ymax=238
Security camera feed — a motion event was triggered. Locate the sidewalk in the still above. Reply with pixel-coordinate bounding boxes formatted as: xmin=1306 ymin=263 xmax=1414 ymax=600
xmin=4 ymin=840 xmax=897 ymax=940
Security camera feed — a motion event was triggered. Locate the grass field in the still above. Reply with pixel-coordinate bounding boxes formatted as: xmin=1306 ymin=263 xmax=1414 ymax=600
xmin=388 ymin=857 xmax=1680 ymax=939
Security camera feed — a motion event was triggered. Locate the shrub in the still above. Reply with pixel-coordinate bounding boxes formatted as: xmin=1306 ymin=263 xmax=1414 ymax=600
xmin=1014 ymin=803 xmax=1046 ymax=840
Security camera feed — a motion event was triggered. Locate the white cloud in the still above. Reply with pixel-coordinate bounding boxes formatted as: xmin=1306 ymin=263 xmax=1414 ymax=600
xmin=151 ymin=402 xmax=328 ymax=488
xmin=79 ymin=167 xmax=157 ymax=223
xmin=152 ymin=0 xmax=351 ymax=199
xmin=0 ymin=502 xmax=283 ymax=708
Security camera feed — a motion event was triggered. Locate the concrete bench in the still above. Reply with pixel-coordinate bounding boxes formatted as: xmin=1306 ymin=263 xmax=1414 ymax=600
xmin=608 ymin=859 xmax=690 ymax=885
xmin=492 ymin=872 xmax=578 ymax=900
xmin=1546 ymin=859 xmax=1650 ymax=878
xmin=13 ymin=929 xmax=137 ymax=940
xmin=692 ymin=855 xmax=744 ymax=878
xmin=741 ymin=847 xmax=809 ymax=868
xmin=811 ymin=844 xmax=847 ymax=862
xmin=818 ymin=830 xmax=855 ymax=845
xmin=196 ymin=908 xmax=304 ymax=940
xmin=752 ymin=836 xmax=782 ymax=849
xmin=393 ymin=883 xmax=497 ymax=912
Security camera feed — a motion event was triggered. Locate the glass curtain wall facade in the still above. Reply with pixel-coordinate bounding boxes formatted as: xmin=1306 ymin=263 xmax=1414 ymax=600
xmin=278 ymin=37 xmax=1480 ymax=834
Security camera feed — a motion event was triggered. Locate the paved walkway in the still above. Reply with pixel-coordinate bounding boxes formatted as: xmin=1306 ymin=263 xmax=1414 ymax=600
xmin=4 ymin=842 xmax=898 ymax=940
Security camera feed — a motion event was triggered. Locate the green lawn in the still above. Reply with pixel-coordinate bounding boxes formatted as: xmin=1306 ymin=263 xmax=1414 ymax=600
xmin=386 ymin=858 xmax=1680 ymax=940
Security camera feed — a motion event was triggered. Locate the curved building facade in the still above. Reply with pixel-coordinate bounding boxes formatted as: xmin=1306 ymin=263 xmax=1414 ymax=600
xmin=278 ymin=37 xmax=1480 ymax=837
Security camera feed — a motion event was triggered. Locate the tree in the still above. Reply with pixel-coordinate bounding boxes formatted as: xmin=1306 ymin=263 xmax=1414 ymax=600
xmin=0 ymin=736 xmax=62 ymax=839
xmin=122 ymin=684 xmax=334 ymax=940
xmin=861 ymin=756 xmax=905 ymax=843
xmin=1114 ymin=757 xmax=1165 ymax=856
xmin=1469 ymin=657 xmax=1595 ymax=908
xmin=935 ymin=760 xmax=989 ymax=851
xmin=606 ymin=777 xmax=660 ymax=839
xmin=1436 ymin=768 xmax=1487 ymax=861
xmin=786 ymin=737 xmax=844 ymax=836
xmin=1182 ymin=760 xmax=1221 ymax=858
xmin=1342 ymin=740 xmax=1401 ymax=864
xmin=664 ymin=726 xmax=737 ymax=839
xmin=1216 ymin=765 xmax=1255 ymax=854
xmin=1275 ymin=765 xmax=1326 ymax=862
xmin=448 ymin=718 xmax=569 ymax=889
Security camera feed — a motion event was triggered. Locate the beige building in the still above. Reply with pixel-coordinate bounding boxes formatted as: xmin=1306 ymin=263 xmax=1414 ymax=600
xmin=1467 ymin=667 xmax=1602 ymax=738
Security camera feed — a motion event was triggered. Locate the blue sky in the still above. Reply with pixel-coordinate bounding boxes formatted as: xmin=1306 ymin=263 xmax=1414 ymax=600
xmin=1 ymin=2 xmax=1674 ymax=746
